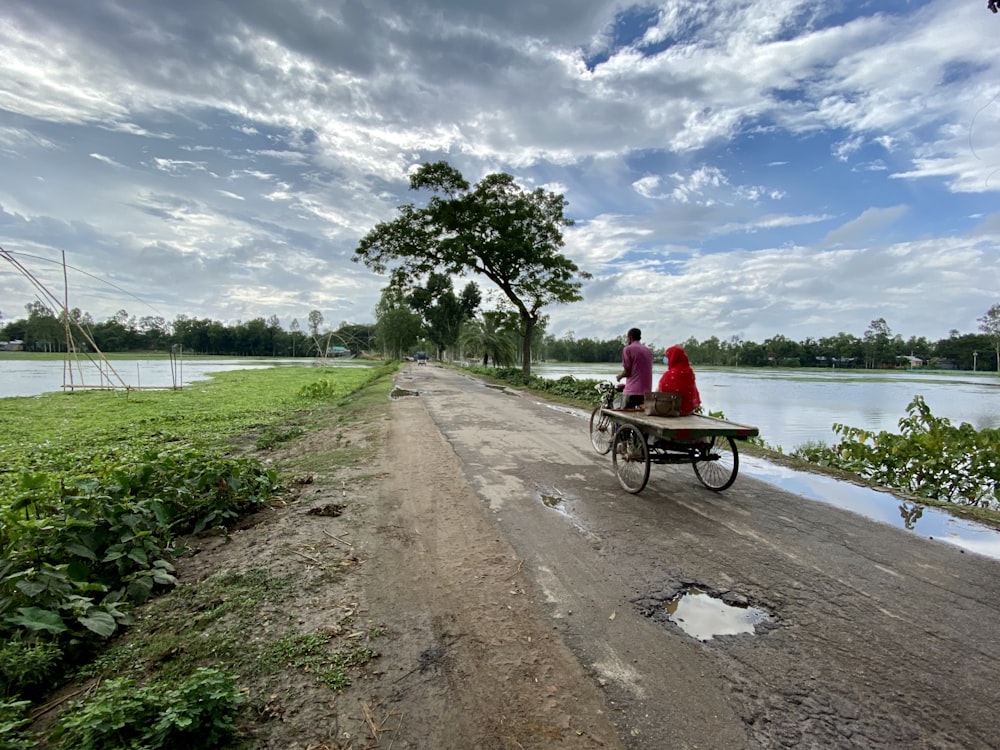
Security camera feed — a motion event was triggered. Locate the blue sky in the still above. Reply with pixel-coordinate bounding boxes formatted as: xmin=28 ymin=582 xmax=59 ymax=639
xmin=2 ymin=0 xmax=999 ymax=347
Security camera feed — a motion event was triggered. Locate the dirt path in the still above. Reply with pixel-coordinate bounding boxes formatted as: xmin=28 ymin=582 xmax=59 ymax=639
xmin=167 ymin=363 xmax=1000 ymax=749
xmin=354 ymin=389 xmax=626 ymax=749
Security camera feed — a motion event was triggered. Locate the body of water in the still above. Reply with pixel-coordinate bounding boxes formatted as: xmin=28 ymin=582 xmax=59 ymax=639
xmin=533 ymin=363 xmax=1000 ymax=452
xmin=0 ymin=355 xmax=363 ymax=398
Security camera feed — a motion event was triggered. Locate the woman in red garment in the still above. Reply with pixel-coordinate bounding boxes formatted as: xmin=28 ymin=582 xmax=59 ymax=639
xmin=657 ymin=345 xmax=701 ymax=416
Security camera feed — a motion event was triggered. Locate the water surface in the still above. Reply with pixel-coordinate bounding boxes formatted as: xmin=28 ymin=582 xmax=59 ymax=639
xmin=535 ymin=362 xmax=1000 ymax=452
xmin=0 ymin=356 xmax=362 ymax=398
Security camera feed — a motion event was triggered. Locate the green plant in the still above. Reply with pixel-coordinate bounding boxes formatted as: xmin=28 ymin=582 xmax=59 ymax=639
xmin=255 ymin=426 xmax=304 ymax=450
xmin=0 ymin=699 xmax=34 ymax=750
xmin=264 ymin=632 xmax=379 ymax=691
xmin=791 ymin=396 xmax=1000 ymax=508
xmin=0 ymin=637 xmax=64 ymax=698
xmin=0 ymin=364 xmax=396 ymax=711
xmin=48 ymin=667 xmax=243 ymax=750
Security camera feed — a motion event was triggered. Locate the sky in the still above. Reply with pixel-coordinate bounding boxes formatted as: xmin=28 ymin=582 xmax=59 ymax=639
xmin=2 ymin=0 xmax=1000 ymax=349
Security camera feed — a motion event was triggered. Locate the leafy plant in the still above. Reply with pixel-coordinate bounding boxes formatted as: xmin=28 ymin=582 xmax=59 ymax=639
xmin=0 ymin=363 xmax=397 ymax=708
xmin=0 ymin=638 xmax=63 ymax=698
xmin=0 ymin=699 xmax=34 ymax=750
xmin=48 ymin=667 xmax=243 ymax=750
xmin=264 ymin=631 xmax=379 ymax=691
xmin=791 ymin=396 xmax=1000 ymax=508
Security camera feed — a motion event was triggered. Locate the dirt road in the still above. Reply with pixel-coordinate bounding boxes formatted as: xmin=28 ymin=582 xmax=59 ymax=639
xmin=351 ymin=363 xmax=1000 ymax=750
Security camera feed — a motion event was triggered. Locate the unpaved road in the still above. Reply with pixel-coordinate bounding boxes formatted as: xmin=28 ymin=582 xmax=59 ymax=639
xmin=356 ymin=363 xmax=1000 ymax=750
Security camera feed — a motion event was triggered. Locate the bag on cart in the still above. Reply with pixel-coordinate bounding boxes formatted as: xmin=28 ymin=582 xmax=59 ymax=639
xmin=643 ymin=391 xmax=681 ymax=417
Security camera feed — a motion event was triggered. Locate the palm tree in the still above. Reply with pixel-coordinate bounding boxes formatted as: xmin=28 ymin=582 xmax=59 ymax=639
xmin=460 ymin=312 xmax=518 ymax=367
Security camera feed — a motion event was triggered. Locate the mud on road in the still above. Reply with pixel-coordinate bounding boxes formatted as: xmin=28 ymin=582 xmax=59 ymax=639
xmin=171 ymin=363 xmax=1000 ymax=749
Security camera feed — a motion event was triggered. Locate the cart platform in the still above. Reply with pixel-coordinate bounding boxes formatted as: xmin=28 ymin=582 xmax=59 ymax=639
xmin=600 ymin=408 xmax=759 ymax=441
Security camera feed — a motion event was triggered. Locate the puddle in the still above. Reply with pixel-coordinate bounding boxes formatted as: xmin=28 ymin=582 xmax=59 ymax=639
xmin=665 ymin=588 xmax=771 ymax=641
xmin=541 ymin=493 xmax=563 ymax=509
xmin=635 ymin=582 xmax=772 ymax=642
xmin=537 ymin=490 xmax=571 ymax=517
xmin=741 ymin=456 xmax=1000 ymax=561
xmin=389 ymin=387 xmax=419 ymax=399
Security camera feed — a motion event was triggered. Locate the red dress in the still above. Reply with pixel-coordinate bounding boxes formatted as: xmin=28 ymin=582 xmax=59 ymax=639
xmin=657 ymin=345 xmax=701 ymax=416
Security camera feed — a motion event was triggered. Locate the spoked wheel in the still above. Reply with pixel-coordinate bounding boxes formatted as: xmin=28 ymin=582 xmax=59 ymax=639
xmin=589 ymin=406 xmax=615 ymax=454
xmin=692 ymin=435 xmax=739 ymax=491
xmin=612 ymin=425 xmax=651 ymax=494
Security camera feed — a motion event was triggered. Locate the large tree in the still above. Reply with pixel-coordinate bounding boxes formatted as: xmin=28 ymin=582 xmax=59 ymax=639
xmin=407 ymin=272 xmax=481 ymax=361
xmin=374 ymin=287 xmax=423 ymax=360
xmin=354 ymin=161 xmax=589 ymax=376
xmin=978 ymin=303 xmax=1000 ymax=373
xmin=460 ymin=311 xmax=518 ymax=367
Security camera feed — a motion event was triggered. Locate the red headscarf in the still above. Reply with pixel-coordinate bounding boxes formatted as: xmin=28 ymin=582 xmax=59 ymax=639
xmin=657 ymin=345 xmax=701 ymax=416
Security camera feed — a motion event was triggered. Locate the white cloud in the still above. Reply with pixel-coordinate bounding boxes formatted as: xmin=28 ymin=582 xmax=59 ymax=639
xmin=1 ymin=0 xmax=999 ymax=344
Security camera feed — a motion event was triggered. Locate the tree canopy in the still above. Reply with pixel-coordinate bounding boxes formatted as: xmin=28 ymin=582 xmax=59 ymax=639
xmin=407 ymin=272 xmax=481 ymax=360
xmin=978 ymin=303 xmax=1000 ymax=372
xmin=354 ymin=161 xmax=589 ymax=375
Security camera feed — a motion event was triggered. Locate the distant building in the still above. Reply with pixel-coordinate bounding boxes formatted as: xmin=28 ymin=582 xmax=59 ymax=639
xmin=899 ymin=355 xmax=924 ymax=368
xmin=0 ymin=340 xmax=24 ymax=351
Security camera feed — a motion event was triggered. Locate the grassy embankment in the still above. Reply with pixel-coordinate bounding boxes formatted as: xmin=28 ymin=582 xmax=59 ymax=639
xmin=0 ymin=361 xmax=398 ymax=749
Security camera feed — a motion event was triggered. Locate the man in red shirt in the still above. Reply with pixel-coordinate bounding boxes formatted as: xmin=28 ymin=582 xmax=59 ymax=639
xmin=616 ymin=327 xmax=653 ymax=409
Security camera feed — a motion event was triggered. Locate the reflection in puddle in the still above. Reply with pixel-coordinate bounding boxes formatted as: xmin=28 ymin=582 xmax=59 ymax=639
xmin=665 ymin=588 xmax=772 ymax=642
xmin=741 ymin=456 xmax=1000 ymax=561
xmin=538 ymin=491 xmax=571 ymax=517
xmin=389 ymin=387 xmax=419 ymax=399
xmin=541 ymin=494 xmax=563 ymax=509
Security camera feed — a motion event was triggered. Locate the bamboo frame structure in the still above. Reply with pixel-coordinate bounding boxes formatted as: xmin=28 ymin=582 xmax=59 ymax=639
xmin=1 ymin=246 xmax=181 ymax=393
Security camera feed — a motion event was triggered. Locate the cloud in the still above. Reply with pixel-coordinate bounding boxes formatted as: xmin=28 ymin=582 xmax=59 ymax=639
xmin=823 ymin=206 xmax=910 ymax=247
xmin=0 ymin=0 xmax=998 ymax=346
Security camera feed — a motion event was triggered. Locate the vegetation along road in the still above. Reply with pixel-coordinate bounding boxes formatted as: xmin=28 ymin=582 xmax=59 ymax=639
xmin=369 ymin=363 xmax=1000 ymax=749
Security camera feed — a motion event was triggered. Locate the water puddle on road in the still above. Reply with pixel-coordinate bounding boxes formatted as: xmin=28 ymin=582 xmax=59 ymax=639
xmin=635 ymin=583 xmax=773 ymax=641
xmin=538 ymin=491 xmax=572 ymax=518
xmin=740 ymin=456 xmax=1000 ymax=561
xmin=389 ymin=387 xmax=419 ymax=399
xmin=664 ymin=587 xmax=772 ymax=641
xmin=540 ymin=493 xmax=563 ymax=509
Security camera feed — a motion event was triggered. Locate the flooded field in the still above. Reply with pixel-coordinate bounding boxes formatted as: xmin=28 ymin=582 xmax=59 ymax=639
xmin=534 ymin=362 xmax=1000 ymax=452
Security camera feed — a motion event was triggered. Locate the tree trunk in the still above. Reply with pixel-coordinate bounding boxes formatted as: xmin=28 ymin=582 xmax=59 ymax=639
xmin=521 ymin=316 xmax=534 ymax=377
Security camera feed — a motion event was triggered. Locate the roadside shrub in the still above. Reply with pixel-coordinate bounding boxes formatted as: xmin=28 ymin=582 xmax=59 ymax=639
xmin=464 ymin=366 xmax=603 ymax=404
xmin=48 ymin=667 xmax=244 ymax=750
xmin=0 ymin=699 xmax=34 ymax=750
xmin=0 ymin=638 xmax=63 ymax=698
xmin=298 ymin=378 xmax=342 ymax=398
xmin=1 ymin=446 xmax=279 ymax=640
xmin=791 ymin=396 xmax=1000 ymax=508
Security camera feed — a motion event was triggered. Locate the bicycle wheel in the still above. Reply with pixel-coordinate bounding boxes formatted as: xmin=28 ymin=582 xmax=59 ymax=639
xmin=692 ymin=436 xmax=739 ymax=491
xmin=612 ymin=425 xmax=650 ymax=494
xmin=590 ymin=406 xmax=615 ymax=454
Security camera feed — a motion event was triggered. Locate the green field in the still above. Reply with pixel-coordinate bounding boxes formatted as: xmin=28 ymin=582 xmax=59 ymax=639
xmin=0 ymin=362 xmax=397 ymax=742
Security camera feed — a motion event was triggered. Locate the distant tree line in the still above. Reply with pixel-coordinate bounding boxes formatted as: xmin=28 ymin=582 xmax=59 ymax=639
xmin=0 ymin=302 xmax=375 ymax=357
xmin=5 ymin=300 xmax=1000 ymax=374
xmin=541 ymin=310 xmax=1000 ymax=373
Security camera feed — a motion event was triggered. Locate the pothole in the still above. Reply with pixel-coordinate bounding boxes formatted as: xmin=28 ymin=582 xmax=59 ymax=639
xmin=537 ymin=490 xmax=570 ymax=516
xmin=389 ymin=387 xmax=419 ymax=399
xmin=306 ymin=503 xmax=345 ymax=517
xmin=540 ymin=493 xmax=563 ymax=509
xmin=484 ymin=384 xmax=520 ymax=396
xmin=634 ymin=581 xmax=773 ymax=642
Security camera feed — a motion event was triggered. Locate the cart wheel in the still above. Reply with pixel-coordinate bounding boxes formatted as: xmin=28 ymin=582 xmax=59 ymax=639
xmin=612 ymin=425 xmax=650 ymax=494
xmin=589 ymin=406 xmax=616 ymax=454
xmin=692 ymin=436 xmax=739 ymax=491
